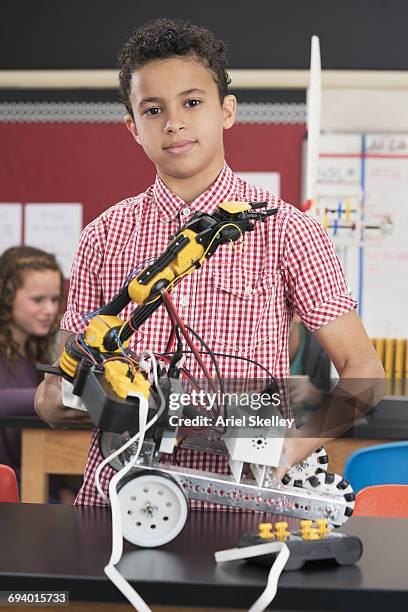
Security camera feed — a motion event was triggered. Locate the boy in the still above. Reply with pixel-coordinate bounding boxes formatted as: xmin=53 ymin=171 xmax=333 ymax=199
xmin=35 ymin=18 xmax=384 ymax=505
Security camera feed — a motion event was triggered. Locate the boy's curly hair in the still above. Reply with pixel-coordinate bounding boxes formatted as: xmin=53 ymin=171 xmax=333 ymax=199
xmin=118 ymin=18 xmax=231 ymax=117
xmin=0 ymin=246 xmax=63 ymax=365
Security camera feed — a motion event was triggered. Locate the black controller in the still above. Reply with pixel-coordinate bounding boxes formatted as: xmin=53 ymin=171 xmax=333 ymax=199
xmin=238 ymin=525 xmax=363 ymax=571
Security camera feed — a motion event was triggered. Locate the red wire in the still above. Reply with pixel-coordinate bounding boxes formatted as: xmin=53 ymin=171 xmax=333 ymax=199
xmin=154 ymin=353 xmax=200 ymax=389
xmin=165 ymin=324 xmax=177 ymax=354
xmin=160 ymin=289 xmax=217 ymax=394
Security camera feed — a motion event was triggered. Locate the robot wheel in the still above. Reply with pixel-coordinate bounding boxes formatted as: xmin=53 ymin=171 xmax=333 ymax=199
xmin=117 ymin=470 xmax=188 ymax=547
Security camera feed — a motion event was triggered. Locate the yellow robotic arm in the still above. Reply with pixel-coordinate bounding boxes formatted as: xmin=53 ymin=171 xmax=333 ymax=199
xmin=56 ymin=201 xmax=277 ymax=428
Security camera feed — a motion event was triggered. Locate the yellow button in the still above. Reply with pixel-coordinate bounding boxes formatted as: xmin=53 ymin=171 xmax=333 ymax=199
xmin=275 ymin=521 xmax=288 ymax=530
xmin=302 ymin=528 xmax=320 ymax=540
xmin=274 ymin=522 xmax=290 ymax=541
xmin=300 ymin=520 xmax=313 ymax=530
xmin=316 ymin=519 xmax=330 ymax=538
xmin=258 ymin=523 xmax=274 ymax=539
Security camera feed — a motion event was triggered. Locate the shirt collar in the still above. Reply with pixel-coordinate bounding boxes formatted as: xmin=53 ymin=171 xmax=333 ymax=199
xmin=153 ymin=162 xmax=238 ymax=222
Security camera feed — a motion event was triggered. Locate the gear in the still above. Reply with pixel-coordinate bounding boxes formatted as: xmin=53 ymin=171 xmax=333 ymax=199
xmin=303 ymin=470 xmax=355 ymax=523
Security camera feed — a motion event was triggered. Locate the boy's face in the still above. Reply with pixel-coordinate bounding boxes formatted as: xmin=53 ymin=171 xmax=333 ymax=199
xmin=125 ymin=56 xmax=236 ymax=182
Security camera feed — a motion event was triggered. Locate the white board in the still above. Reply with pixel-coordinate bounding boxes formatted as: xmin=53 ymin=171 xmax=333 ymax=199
xmin=24 ymin=203 xmax=83 ymax=278
xmin=363 ymin=134 xmax=408 ymax=337
xmin=305 ymin=132 xmax=408 ymax=337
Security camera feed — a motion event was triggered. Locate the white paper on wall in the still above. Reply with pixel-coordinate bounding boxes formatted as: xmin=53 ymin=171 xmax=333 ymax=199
xmin=305 ymin=132 xmax=408 ymax=337
xmin=363 ymin=134 xmax=408 ymax=337
xmin=24 ymin=203 xmax=83 ymax=278
xmin=0 ymin=203 xmax=23 ymax=254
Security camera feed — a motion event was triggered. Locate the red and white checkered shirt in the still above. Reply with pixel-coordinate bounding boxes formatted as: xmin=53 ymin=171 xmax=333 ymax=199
xmin=61 ymin=163 xmax=356 ymax=507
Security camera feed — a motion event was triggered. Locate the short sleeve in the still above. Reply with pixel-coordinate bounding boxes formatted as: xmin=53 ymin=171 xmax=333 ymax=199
xmin=281 ymin=209 xmax=357 ymax=332
xmin=60 ymin=221 xmax=104 ymax=333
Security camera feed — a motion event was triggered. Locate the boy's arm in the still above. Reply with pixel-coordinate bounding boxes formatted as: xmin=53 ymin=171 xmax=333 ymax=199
xmin=34 ymin=330 xmax=92 ymax=428
xmin=276 ymin=310 xmax=385 ymax=478
xmin=277 ymin=209 xmax=385 ymax=477
xmin=314 ymin=309 xmax=383 ymax=378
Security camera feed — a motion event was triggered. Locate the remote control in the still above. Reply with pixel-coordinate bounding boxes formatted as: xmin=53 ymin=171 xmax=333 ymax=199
xmin=238 ymin=520 xmax=363 ymax=571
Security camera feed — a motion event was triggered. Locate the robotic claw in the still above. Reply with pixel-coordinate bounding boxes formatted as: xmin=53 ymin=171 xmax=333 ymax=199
xmin=42 ymin=200 xmax=355 ymax=548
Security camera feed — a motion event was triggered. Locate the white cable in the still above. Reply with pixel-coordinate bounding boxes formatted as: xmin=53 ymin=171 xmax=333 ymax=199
xmin=104 ymin=395 xmax=151 ymax=611
xmin=215 ymin=542 xmax=290 ymax=612
xmin=138 ymin=350 xmax=160 ymax=387
xmin=97 ymin=352 xmax=166 ymax=611
xmin=104 ymin=559 xmax=151 ymax=612
xmin=95 ymin=352 xmax=164 ymax=502
xmin=95 ymin=428 xmax=142 ymax=503
xmin=249 ymin=544 xmax=290 ymax=612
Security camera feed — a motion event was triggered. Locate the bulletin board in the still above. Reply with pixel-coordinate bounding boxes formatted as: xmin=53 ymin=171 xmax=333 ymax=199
xmin=0 ymin=121 xmax=305 ymax=226
xmin=0 ymin=119 xmax=305 ymax=279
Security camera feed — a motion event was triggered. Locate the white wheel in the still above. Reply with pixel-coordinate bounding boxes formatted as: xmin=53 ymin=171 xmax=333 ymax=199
xmin=118 ymin=472 xmax=188 ymax=547
xmin=303 ymin=471 xmax=355 ymax=525
xmin=281 ymin=447 xmax=329 ymax=487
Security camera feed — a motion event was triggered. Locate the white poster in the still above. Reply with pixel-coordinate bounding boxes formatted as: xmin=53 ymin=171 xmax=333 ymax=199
xmin=363 ymin=134 xmax=408 ymax=337
xmin=24 ymin=203 xmax=83 ymax=278
xmin=305 ymin=132 xmax=408 ymax=337
xmin=235 ymin=172 xmax=280 ymax=196
xmin=0 ymin=203 xmax=23 ymax=254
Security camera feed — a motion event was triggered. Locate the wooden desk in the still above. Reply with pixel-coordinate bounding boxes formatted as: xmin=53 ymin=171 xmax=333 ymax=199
xmin=0 ymin=416 xmax=91 ymax=503
xmin=21 ymin=427 xmax=91 ymax=503
xmin=0 ymin=504 xmax=408 ymax=611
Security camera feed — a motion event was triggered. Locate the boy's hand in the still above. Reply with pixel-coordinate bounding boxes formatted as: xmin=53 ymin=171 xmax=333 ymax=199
xmin=274 ymin=436 xmax=328 ymax=481
xmin=34 ymin=370 xmax=92 ymax=429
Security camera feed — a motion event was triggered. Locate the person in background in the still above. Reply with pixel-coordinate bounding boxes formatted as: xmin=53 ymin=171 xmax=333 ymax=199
xmin=0 ymin=246 xmax=68 ymax=498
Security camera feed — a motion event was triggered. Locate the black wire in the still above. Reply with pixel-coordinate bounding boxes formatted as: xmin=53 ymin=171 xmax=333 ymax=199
xmin=184 ymin=326 xmax=225 ymax=395
xmin=160 ymin=346 xmax=280 ymax=433
xmin=161 ymin=291 xmax=219 ymax=399
xmin=175 ymin=325 xmax=183 ymax=345
xmin=160 ymin=349 xmax=277 ymax=385
xmin=161 ymin=323 xmax=226 ymax=433
xmin=173 ymin=434 xmax=187 ymax=465
xmin=184 ymin=325 xmax=227 ymax=434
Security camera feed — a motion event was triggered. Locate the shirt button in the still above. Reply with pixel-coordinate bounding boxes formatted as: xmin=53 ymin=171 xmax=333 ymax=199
xmin=180 ymin=206 xmax=191 ymax=217
xmin=245 ymin=286 xmax=252 ymax=295
xmin=180 ymin=296 xmax=189 ymax=307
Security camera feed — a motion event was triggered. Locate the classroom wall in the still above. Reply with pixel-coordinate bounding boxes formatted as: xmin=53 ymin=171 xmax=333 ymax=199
xmin=322 ymin=90 xmax=408 ymax=132
xmin=2 ymin=0 xmax=408 ymax=71
xmin=2 ymin=0 xmax=408 ymax=337
xmin=0 ymin=119 xmax=305 ymax=227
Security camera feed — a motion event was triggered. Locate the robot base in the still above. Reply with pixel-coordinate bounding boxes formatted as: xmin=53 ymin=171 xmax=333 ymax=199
xmin=116 ymin=459 xmax=354 ymax=548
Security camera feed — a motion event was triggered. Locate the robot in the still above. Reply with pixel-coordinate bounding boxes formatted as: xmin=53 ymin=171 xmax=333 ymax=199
xmin=44 ymin=200 xmax=355 ymax=548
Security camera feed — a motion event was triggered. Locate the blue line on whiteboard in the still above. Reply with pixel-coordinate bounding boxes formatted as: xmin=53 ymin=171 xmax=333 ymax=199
xmin=358 ymin=134 xmax=366 ymax=317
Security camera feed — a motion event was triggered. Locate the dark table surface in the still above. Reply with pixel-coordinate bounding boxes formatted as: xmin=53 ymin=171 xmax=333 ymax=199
xmin=0 ymin=415 xmax=49 ymax=429
xmin=0 ymin=503 xmax=407 ymax=610
xmin=0 ymin=414 xmax=90 ymax=430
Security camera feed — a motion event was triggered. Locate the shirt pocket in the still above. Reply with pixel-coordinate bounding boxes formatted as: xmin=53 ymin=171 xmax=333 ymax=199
xmin=207 ymin=269 xmax=279 ymax=355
